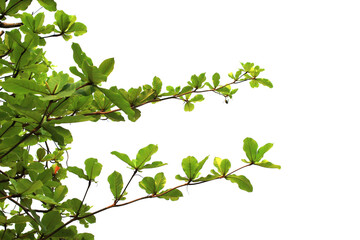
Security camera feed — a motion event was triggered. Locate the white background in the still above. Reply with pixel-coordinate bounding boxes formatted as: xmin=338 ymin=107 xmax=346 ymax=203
xmin=41 ymin=0 xmax=360 ymax=239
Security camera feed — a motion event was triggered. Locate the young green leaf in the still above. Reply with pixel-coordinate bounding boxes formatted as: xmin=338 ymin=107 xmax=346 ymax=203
xmin=139 ymin=177 xmax=156 ymax=194
xmin=107 ymin=171 xmax=124 ymax=199
xmin=142 ymin=161 xmax=167 ymax=169
xmin=97 ymin=87 xmax=135 ymax=119
xmin=154 ymin=172 xmax=166 ymax=193
xmin=212 ymin=72 xmax=220 ymax=88
xmin=37 ymin=0 xmax=57 ymax=11
xmin=179 ymin=156 xmax=209 ymax=181
xmin=84 ymin=158 xmax=102 ymax=180
xmin=213 ymin=157 xmax=231 ymax=176
xmin=53 ymin=185 xmax=68 ymax=203
xmin=226 ymin=174 xmax=253 ymax=192
xmin=152 ymin=76 xmax=162 ymax=95
xmin=67 ymin=166 xmax=88 ymax=180
xmin=111 ymin=151 xmax=135 ymax=169
xmin=134 ymin=144 xmax=158 ymax=170
xmin=256 ymin=143 xmax=273 ymax=162
xmin=243 ymin=137 xmax=258 ymax=163
xmin=99 ymin=58 xmax=115 ymax=77
xmin=184 ymin=102 xmax=194 ymax=112
xmin=158 ymin=189 xmax=183 ymax=201
xmin=255 ymin=160 xmax=281 ymax=169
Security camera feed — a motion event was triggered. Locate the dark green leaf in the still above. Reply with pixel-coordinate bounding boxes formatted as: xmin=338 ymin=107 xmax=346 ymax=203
xmin=41 ymin=211 xmax=62 ymax=233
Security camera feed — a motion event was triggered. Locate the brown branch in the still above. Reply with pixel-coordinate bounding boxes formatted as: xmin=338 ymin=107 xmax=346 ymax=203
xmin=40 ymin=162 xmax=253 ymax=240
xmin=0 ymin=21 xmax=23 ymax=28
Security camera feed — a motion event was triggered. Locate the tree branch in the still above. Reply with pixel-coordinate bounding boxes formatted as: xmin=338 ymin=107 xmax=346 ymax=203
xmin=0 ymin=21 xmax=23 ymax=28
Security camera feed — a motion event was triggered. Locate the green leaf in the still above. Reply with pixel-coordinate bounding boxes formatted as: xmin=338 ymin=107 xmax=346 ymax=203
xmin=48 ymin=115 xmax=96 ymax=124
xmin=139 ymin=173 xmax=166 ymax=195
xmin=22 ymin=180 xmax=43 ymax=195
xmin=36 ymin=148 xmax=46 ymax=161
xmin=181 ymin=156 xmax=208 ymax=181
xmin=7 ymin=215 xmax=32 ymax=224
xmin=154 ymin=172 xmax=166 ymax=193
xmin=249 ymin=80 xmax=259 ymax=88
xmin=67 ymin=166 xmax=88 ymax=180
xmin=53 ymin=185 xmax=68 ymax=203
xmin=107 ymin=171 xmax=123 ymax=199
xmin=243 ymin=137 xmax=258 ymax=163
xmin=256 ymin=143 xmax=273 ymax=162
xmin=241 ymin=62 xmax=255 ymax=72
xmin=97 ymin=87 xmax=135 ymax=119
xmin=37 ymin=0 xmax=57 ymax=11
xmin=134 ymin=144 xmax=158 ymax=170
xmin=226 ymin=174 xmax=253 ymax=192
xmin=0 ymin=79 xmax=48 ymax=95
xmin=99 ymin=58 xmax=115 ymax=77
xmin=42 ymin=124 xmax=73 ymax=146
xmin=152 ymin=76 xmax=162 ymax=94
xmin=28 ymin=194 xmax=59 ymax=205
xmin=184 ymin=102 xmax=194 ymax=112
xmin=82 ymin=61 xmax=107 ymax=84
xmin=257 ymin=78 xmax=273 ymax=88
xmin=41 ymin=211 xmax=62 ymax=233
xmin=213 ymin=157 xmax=231 ymax=176
xmin=255 ymin=160 xmax=281 ymax=169
xmin=84 ymin=158 xmax=102 ymax=180
xmin=111 ymin=151 xmax=135 ymax=169
xmin=190 ymin=94 xmax=204 ymax=103
xmin=4 ymin=0 xmax=31 ymax=16
xmin=142 ymin=161 xmax=167 ymax=169
xmin=139 ymin=176 xmax=156 ymax=194
xmin=71 ymin=43 xmax=93 ymax=68
xmin=54 ymin=10 xmax=74 ymax=33
xmin=158 ymin=189 xmax=183 ymax=201
xmin=67 ymin=22 xmax=87 ymax=36
xmin=212 ymin=72 xmax=220 ymax=88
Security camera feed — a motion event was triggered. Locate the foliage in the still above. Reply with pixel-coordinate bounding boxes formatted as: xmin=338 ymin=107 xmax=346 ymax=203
xmin=0 ymin=1 xmax=280 ymax=239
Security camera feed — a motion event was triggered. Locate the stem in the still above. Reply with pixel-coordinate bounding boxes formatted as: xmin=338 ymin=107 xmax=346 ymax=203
xmin=115 ymin=169 xmax=138 ymax=204
xmin=76 ymin=180 xmax=92 ymax=217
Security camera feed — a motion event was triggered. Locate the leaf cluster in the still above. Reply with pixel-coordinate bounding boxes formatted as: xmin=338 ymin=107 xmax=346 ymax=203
xmin=0 ymin=1 xmax=279 ymax=239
